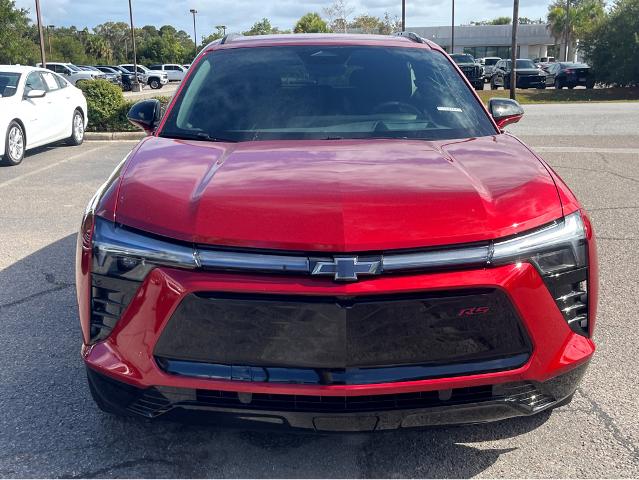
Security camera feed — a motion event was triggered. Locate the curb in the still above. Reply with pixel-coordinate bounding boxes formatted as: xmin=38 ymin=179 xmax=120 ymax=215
xmin=85 ymin=132 xmax=145 ymax=141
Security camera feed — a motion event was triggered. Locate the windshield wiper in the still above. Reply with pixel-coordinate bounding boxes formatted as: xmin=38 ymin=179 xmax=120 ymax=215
xmin=162 ymin=132 xmax=237 ymax=143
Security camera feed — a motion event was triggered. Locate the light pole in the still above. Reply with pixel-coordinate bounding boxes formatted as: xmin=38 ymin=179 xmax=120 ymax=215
xmin=401 ymin=0 xmax=405 ymax=32
xmin=47 ymin=25 xmax=54 ymax=57
xmin=128 ymin=0 xmax=141 ymax=91
xmin=564 ymin=0 xmax=570 ymax=61
xmin=34 ymin=0 xmax=46 ymax=67
xmin=510 ymin=0 xmax=519 ymax=100
xmin=190 ymin=9 xmax=198 ymax=57
xmin=451 ymin=0 xmax=455 ymax=53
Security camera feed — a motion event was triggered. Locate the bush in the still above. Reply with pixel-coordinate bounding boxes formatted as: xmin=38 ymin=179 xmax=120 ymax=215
xmin=77 ymin=79 xmax=133 ymax=131
xmin=77 ymin=81 xmax=173 ymax=132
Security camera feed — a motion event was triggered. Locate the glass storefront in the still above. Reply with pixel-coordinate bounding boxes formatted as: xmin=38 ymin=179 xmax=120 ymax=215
xmin=462 ymin=46 xmax=519 ymax=59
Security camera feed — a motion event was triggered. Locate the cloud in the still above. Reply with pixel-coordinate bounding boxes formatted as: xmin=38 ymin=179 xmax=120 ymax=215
xmin=15 ymin=0 xmax=549 ymax=35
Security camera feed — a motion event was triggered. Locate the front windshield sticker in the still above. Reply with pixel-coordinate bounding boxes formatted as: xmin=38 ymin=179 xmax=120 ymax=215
xmin=437 ymin=106 xmax=463 ymax=113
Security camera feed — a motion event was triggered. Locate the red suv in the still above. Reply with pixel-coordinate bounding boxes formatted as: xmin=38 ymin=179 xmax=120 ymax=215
xmin=77 ymin=33 xmax=597 ymax=432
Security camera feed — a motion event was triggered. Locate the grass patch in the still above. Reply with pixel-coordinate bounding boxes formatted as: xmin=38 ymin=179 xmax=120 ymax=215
xmin=477 ymin=87 xmax=639 ymax=104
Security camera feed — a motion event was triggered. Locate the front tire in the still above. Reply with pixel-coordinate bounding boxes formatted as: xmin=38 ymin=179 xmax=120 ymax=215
xmin=66 ymin=109 xmax=85 ymax=146
xmin=2 ymin=121 xmax=25 ymax=166
xmin=149 ymin=78 xmax=161 ymax=89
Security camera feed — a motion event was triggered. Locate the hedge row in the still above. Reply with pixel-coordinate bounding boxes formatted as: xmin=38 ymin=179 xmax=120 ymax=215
xmin=77 ymin=80 xmax=170 ymax=132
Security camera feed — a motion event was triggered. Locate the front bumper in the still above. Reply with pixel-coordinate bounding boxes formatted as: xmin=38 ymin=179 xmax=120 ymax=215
xmin=87 ymin=362 xmax=587 ymax=431
xmin=82 ymin=261 xmax=595 ymax=428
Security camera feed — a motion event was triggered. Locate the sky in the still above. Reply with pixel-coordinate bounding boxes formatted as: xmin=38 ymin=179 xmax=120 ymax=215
xmin=16 ymin=0 xmax=551 ymax=36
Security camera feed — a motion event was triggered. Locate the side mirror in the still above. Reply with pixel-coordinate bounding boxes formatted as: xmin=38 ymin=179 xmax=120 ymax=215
xmin=127 ymin=99 xmax=161 ymax=134
xmin=25 ymin=89 xmax=46 ymax=99
xmin=488 ymin=98 xmax=524 ymax=129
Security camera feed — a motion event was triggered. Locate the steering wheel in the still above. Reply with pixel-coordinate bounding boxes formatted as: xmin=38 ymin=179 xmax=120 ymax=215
xmin=372 ymin=101 xmax=423 ymax=117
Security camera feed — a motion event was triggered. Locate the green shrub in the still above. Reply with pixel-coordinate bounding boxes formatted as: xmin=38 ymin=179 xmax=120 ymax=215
xmin=78 ymin=80 xmax=174 ymax=132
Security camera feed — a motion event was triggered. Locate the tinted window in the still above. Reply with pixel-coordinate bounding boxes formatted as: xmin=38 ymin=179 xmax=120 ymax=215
xmin=54 ymin=73 xmax=68 ymax=89
xmin=484 ymin=58 xmax=499 ymax=66
xmin=0 ymin=72 xmax=20 ymax=97
xmin=25 ymin=72 xmax=46 ymax=92
xmin=161 ymin=46 xmax=496 ymax=142
xmin=149 ymin=65 xmax=162 ymax=70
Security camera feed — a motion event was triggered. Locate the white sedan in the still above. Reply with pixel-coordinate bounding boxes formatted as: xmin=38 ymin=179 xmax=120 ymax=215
xmin=0 ymin=65 xmax=88 ymax=166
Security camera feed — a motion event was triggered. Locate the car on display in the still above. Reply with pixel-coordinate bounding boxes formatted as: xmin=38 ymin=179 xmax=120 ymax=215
xmin=490 ymin=58 xmax=547 ymax=89
xmin=79 ymin=65 xmax=121 ymax=87
xmin=78 ymin=33 xmax=597 ymax=432
xmin=38 ymin=62 xmax=105 ymax=85
xmin=149 ymin=63 xmax=187 ymax=82
xmin=478 ymin=56 xmax=501 ymax=81
xmin=449 ymin=53 xmax=484 ymax=89
xmin=118 ymin=64 xmax=168 ymax=89
xmin=0 ymin=65 xmax=87 ymax=166
xmin=545 ymin=62 xmax=595 ymax=89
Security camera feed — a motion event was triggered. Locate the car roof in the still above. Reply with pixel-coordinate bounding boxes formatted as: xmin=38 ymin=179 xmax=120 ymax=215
xmin=203 ymin=33 xmax=438 ymax=53
xmin=0 ymin=65 xmax=49 ymax=74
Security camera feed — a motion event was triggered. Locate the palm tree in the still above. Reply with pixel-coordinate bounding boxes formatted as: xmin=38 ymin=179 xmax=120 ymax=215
xmin=546 ymin=0 xmax=605 ymax=60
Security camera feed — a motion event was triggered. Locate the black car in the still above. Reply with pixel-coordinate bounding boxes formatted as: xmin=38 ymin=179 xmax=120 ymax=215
xmin=95 ymin=66 xmax=135 ymax=91
xmin=450 ymin=54 xmax=484 ymax=90
xmin=546 ymin=62 xmax=594 ymax=89
xmin=490 ymin=59 xmax=546 ymax=90
xmin=85 ymin=66 xmax=122 ymax=87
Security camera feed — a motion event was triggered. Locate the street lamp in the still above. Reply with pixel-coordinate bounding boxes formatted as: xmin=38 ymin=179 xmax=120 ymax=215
xmin=190 ymin=9 xmax=198 ymax=57
xmin=34 ymin=0 xmax=46 ymax=67
xmin=510 ymin=0 xmax=520 ymax=100
xmin=128 ymin=0 xmax=141 ymax=92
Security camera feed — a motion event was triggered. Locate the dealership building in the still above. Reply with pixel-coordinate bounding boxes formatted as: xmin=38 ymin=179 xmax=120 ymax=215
xmin=407 ymin=24 xmax=562 ymax=60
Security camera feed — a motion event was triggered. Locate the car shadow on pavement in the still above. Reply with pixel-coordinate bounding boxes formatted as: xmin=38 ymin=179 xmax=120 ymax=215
xmin=0 ymin=234 xmax=551 ymax=478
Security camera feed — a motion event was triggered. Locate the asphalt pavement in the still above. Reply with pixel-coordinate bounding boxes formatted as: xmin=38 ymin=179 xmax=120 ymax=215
xmin=0 ymin=102 xmax=638 ymax=477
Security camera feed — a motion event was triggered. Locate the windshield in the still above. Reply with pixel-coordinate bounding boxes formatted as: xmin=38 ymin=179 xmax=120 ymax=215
xmin=503 ymin=60 xmax=538 ymax=69
xmin=160 ymin=46 xmax=495 ymax=143
xmin=0 ymin=72 xmax=20 ymax=98
xmin=67 ymin=64 xmax=80 ymax=72
xmin=450 ymin=54 xmax=475 ymax=64
xmin=484 ymin=58 xmax=499 ymax=66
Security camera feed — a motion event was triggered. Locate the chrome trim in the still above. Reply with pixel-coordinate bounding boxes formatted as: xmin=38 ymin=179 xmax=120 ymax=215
xmin=91 ymin=212 xmax=586 ymax=280
xmin=383 ymin=246 xmax=490 ymax=271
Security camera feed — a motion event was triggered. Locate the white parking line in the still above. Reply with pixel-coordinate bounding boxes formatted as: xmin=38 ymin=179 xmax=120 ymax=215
xmin=532 ymin=146 xmax=639 ymax=154
xmin=0 ymin=146 xmax=107 ymax=189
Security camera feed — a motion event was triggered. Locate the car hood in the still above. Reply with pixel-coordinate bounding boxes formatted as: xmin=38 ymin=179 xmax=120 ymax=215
xmin=113 ymin=135 xmax=563 ymax=252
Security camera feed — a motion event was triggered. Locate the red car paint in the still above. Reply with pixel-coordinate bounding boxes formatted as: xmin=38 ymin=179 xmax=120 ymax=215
xmin=77 ymin=34 xmax=597 ymax=419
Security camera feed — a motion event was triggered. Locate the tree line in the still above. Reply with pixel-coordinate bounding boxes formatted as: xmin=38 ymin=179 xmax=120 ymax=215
xmin=1 ymin=0 xmax=637 ymax=85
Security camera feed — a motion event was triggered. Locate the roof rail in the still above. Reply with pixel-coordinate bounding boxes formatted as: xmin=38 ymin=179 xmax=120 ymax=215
xmin=392 ymin=31 xmax=426 ymax=44
xmin=220 ymin=33 xmax=244 ymax=45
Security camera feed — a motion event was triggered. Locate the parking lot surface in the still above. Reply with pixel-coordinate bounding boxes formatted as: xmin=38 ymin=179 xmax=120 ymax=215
xmin=0 ymin=103 xmax=638 ymax=478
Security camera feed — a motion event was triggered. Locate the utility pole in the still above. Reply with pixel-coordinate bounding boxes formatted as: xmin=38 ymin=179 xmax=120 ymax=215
xmin=564 ymin=0 xmax=570 ymax=61
xmin=34 ymin=0 xmax=46 ymax=67
xmin=510 ymin=0 xmax=519 ymax=100
xmin=128 ymin=0 xmax=141 ymax=91
xmin=401 ymin=0 xmax=405 ymax=31
xmin=451 ymin=0 xmax=455 ymax=53
xmin=190 ymin=9 xmax=198 ymax=57
xmin=47 ymin=25 xmax=54 ymax=57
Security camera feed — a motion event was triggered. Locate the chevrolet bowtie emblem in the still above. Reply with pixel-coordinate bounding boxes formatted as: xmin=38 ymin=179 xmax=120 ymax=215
xmin=311 ymin=256 xmax=382 ymax=281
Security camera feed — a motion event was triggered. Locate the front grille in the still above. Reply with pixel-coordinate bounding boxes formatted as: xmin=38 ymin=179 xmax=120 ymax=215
xmin=126 ymin=382 xmax=555 ymax=418
xmin=153 ymin=289 xmax=531 ymax=372
xmin=460 ymin=66 xmax=480 ymax=78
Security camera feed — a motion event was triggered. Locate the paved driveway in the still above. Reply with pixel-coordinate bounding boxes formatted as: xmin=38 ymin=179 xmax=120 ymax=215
xmin=0 ymin=103 xmax=638 ymax=477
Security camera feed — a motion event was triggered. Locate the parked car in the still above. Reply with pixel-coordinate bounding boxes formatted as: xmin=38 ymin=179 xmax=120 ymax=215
xmin=0 ymin=65 xmax=87 ymax=166
xmin=182 ymin=64 xmax=191 ymax=70
xmin=533 ymin=56 xmax=556 ymax=64
xmin=478 ymin=57 xmax=501 ymax=81
xmin=490 ymin=59 xmax=546 ymax=89
xmin=79 ymin=33 xmax=597 ymax=431
xmin=80 ymin=65 xmax=121 ymax=87
xmin=118 ymin=64 xmax=168 ymax=89
xmin=37 ymin=62 xmax=105 ymax=85
xmin=148 ymin=64 xmax=187 ymax=82
xmin=450 ymin=53 xmax=484 ymax=89
xmin=93 ymin=65 xmax=131 ymax=90
xmin=546 ymin=62 xmax=595 ymax=89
